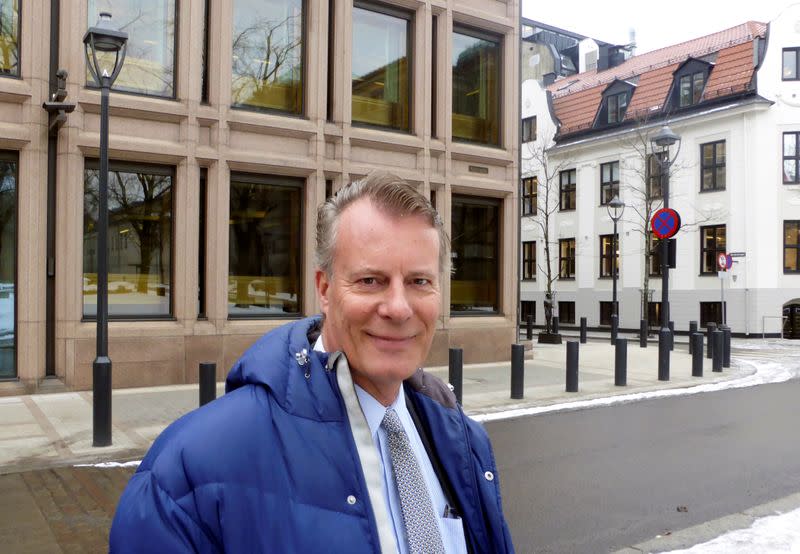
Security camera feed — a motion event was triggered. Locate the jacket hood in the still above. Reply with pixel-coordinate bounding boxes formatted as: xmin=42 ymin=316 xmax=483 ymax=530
xmin=225 ymin=316 xmax=343 ymax=421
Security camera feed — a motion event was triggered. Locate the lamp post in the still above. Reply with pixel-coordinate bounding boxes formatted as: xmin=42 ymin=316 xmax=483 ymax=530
xmin=84 ymin=12 xmax=127 ymax=447
xmin=607 ymin=195 xmax=625 ymax=317
xmin=650 ymin=125 xmax=681 ymax=379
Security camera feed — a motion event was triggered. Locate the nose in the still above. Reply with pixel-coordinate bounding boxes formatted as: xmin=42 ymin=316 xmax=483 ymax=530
xmin=378 ymin=279 xmax=413 ymax=321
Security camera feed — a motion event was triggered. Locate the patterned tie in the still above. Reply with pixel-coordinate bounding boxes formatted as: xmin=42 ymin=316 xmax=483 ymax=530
xmin=381 ymin=408 xmax=446 ymax=554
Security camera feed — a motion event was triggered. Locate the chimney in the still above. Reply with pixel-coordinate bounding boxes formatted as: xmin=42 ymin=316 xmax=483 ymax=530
xmin=629 ymin=28 xmax=636 ymax=56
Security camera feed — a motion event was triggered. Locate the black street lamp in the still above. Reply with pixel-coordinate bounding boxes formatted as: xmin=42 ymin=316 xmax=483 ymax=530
xmin=84 ymin=12 xmax=127 ymax=447
xmin=606 ymin=195 xmax=625 ymax=317
xmin=650 ymin=124 xmax=681 ymax=380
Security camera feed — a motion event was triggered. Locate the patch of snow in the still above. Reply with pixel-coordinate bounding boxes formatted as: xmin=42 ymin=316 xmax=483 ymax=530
xmin=74 ymin=460 xmax=141 ymax=469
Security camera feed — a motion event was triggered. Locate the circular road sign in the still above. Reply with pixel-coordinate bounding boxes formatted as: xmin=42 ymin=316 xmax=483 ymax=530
xmin=651 ymin=208 xmax=681 ymax=239
xmin=717 ymin=253 xmax=728 ymax=271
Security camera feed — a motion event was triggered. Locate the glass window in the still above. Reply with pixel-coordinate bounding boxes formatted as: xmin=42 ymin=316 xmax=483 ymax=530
xmin=599 ymin=301 xmax=618 ymax=326
xmin=351 ymin=4 xmax=410 ymax=130
xmin=201 ymin=0 xmax=210 ymax=103
xmin=784 ymin=221 xmax=800 ymax=273
xmin=0 ymin=153 xmax=17 ymax=378
xmin=783 ymin=48 xmax=799 ymax=80
xmin=232 ymin=0 xmax=304 ymax=114
xmin=600 ymin=161 xmax=619 ymax=205
xmin=450 ymin=196 xmax=499 ymax=315
xmin=783 ymin=132 xmax=800 ymax=184
xmin=599 ymin=234 xmax=618 ymax=278
xmin=557 ymin=301 xmax=575 ymax=324
xmin=430 ymin=15 xmax=438 ymax=138
xmin=522 ymin=241 xmax=535 ymax=281
xmin=228 ymin=174 xmax=303 ymax=317
xmin=83 ymin=162 xmax=173 ymax=318
xmin=678 ymin=71 xmax=705 ymax=107
xmin=649 ymin=234 xmax=662 ymax=276
xmin=522 ymin=176 xmax=537 ymax=216
xmin=0 ymin=0 xmax=19 ymax=77
xmin=607 ymin=92 xmax=627 ymax=124
xmin=198 ymin=169 xmax=207 ymax=318
xmin=522 ymin=116 xmax=536 ymax=142
xmin=559 ymin=238 xmax=575 ymax=279
xmin=452 ymin=28 xmax=500 ymax=145
xmin=87 ymin=1 xmax=177 ymax=97
xmin=700 ymin=301 xmax=723 ymax=327
xmin=520 ymin=300 xmax=535 ymax=324
xmin=700 ymin=224 xmax=726 ymax=275
xmin=647 ymin=152 xmax=666 ymax=198
xmin=559 ymin=169 xmax=576 ymax=210
xmin=701 ymin=141 xmax=726 ymax=191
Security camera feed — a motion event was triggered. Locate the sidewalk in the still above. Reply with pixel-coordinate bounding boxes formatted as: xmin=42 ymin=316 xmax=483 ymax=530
xmin=0 ymin=337 xmax=749 ymax=474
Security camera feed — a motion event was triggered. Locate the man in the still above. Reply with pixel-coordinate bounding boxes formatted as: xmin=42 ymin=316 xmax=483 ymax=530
xmin=110 ymin=172 xmax=514 ymax=553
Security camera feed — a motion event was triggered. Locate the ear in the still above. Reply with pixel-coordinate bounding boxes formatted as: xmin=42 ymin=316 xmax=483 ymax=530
xmin=315 ymin=269 xmax=330 ymax=317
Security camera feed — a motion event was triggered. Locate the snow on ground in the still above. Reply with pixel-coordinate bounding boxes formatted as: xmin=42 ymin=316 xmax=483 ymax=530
xmin=74 ymin=460 xmax=141 ymax=469
xmin=473 ymin=339 xmax=800 ymax=423
xmin=660 ymin=506 xmax=800 ymax=553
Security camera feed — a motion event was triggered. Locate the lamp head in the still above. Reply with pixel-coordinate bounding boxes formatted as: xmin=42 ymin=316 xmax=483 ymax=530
xmin=83 ymin=12 xmax=128 ymax=85
xmin=651 ymin=125 xmax=680 ymax=149
xmin=607 ymin=195 xmax=625 ymax=221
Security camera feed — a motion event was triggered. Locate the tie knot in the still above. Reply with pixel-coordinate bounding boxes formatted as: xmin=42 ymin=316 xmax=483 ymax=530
xmin=381 ymin=408 xmax=404 ymax=434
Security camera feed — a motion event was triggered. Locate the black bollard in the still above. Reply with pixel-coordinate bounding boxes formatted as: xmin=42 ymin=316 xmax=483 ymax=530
xmin=511 ymin=344 xmax=525 ymax=399
xmin=722 ymin=327 xmax=731 ymax=368
xmin=640 ymin=319 xmax=648 ymax=348
xmin=691 ymin=333 xmax=703 ymax=377
xmin=580 ymin=317 xmax=587 ymax=344
xmin=526 ymin=315 xmax=533 ymax=341
xmin=658 ymin=328 xmax=670 ymax=381
xmin=199 ymin=362 xmax=217 ymax=407
xmin=706 ymin=322 xmax=717 ymax=359
xmin=688 ymin=321 xmax=698 ymax=354
xmin=552 ymin=316 xmax=560 ymax=335
xmin=448 ymin=348 xmax=463 ymax=404
xmin=566 ymin=341 xmax=579 ymax=392
xmin=610 ymin=314 xmax=618 ymax=345
xmin=712 ymin=330 xmax=723 ymax=372
xmin=615 ymin=338 xmax=627 ymax=386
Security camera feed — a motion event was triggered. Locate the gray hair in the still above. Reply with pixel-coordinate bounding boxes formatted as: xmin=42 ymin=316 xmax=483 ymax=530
xmin=316 ymin=171 xmax=450 ymax=276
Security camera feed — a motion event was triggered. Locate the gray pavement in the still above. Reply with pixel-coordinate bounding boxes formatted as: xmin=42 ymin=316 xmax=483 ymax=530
xmin=0 ymin=336 xmax=749 ymax=473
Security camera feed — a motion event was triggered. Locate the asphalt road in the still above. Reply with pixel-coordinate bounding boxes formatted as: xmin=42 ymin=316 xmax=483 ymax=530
xmin=487 ymin=378 xmax=800 ymax=553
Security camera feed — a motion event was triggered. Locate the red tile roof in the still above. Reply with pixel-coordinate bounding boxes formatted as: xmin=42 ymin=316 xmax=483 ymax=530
xmin=549 ymin=21 xmax=767 ymax=137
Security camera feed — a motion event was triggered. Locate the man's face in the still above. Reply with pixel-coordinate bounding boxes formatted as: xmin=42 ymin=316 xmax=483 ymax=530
xmin=316 ymin=198 xmax=441 ymax=403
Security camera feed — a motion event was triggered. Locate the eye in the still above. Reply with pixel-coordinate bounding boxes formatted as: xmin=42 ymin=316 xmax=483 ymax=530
xmin=360 ymin=277 xmax=377 ymax=285
xmin=413 ymin=278 xmax=431 ymax=286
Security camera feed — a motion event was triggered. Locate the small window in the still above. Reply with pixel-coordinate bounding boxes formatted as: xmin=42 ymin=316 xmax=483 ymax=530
xmin=201 ymin=0 xmax=210 ymax=103
xmin=452 ymin=27 xmax=501 ymax=145
xmin=649 ymin=234 xmax=663 ymax=276
xmin=646 ymin=152 xmax=666 ymax=199
xmin=559 ymin=238 xmax=576 ymax=279
xmin=522 ymin=241 xmax=536 ymax=281
xmin=600 ymin=161 xmax=619 ymax=205
xmin=783 ymin=48 xmax=800 ymax=80
xmin=700 ymin=224 xmax=726 ymax=274
xmin=700 ymin=301 xmax=724 ymax=327
xmin=607 ymin=92 xmax=627 ymax=124
xmin=522 ymin=116 xmax=537 ymax=142
xmin=679 ymin=71 xmax=705 ymax=107
xmin=599 ymin=301 xmax=618 ymax=326
xmin=522 ymin=176 xmax=537 ymax=216
xmin=784 ymin=220 xmax=800 ymax=273
xmin=701 ymin=141 xmax=726 ymax=191
xmin=0 ymin=0 xmax=19 ymax=77
xmin=783 ymin=132 xmax=800 ymax=184
xmin=558 ymin=301 xmax=575 ymax=324
xmin=559 ymin=169 xmax=576 ymax=211
xmin=520 ymin=300 xmax=535 ymax=324
xmin=648 ymin=301 xmax=662 ymax=327
xmin=431 ymin=14 xmax=438 ymax=138
xmin=198 ymin=169 xmax=207 ymax=318
xmin=599 ymin=234 xmax=618 ymax=278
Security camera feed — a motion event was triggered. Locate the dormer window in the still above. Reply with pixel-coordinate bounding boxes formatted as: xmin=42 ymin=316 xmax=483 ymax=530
xmin=607 ymin=92 xmax=628 ymax=124
xmin=596 ymin=79 xmax=636 ymax=128
xmin=672 ymin=57 xmax=714 ymax=109
xmin=679 ymin=72 xmax=705 ymax=107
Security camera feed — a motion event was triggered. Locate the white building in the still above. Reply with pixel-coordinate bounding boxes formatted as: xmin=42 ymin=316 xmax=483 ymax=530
xmin=521 ymin=10 xmax=800 ymax=339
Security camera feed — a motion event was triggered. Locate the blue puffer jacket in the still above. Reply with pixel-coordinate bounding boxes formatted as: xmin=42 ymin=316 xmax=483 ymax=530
xmin=110 ymin=317 xmax=514 ymax=553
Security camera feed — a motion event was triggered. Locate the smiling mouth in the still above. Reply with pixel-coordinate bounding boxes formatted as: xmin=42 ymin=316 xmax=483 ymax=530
xmin=366 ymin=332 xmax=415 ymax=345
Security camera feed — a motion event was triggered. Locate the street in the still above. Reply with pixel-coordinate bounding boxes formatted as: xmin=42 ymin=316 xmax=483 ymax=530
xmin=488 ymin=378 xmax=800 ymax=553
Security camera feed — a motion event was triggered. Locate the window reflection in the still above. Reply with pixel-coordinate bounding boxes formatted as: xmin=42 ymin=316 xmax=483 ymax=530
xmin=0 ymin=156 xmax=16 ymax=378
xmin=232 ymin=0 xmax=304 ymax=113
xmin=452 ymin=29 xmax=500 ymax=145
xmin=0 ymin=0 xmax=19 ymax=76
xmin=83 ymin=163 xmax=173 ymax=318
xmin=87 ymin=1 xmax=177 ymax=97
xmin=351 ymin=5 xmax=410 ymax=130
xmin=450 ymin=196 xmax=499 ymax=314
xmin=228 ymin=175 xmax=302 ymax=317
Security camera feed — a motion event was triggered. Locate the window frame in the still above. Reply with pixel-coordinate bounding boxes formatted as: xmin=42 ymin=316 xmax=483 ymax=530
xmin=559 ymin=169 xmax=576 ymax=211
xmin=522 ymin=116 xmax=537 ymax=143
xmin=599 ymin=161 xmax=619 ymax=205
xmin=784 ymin=220 xmax=800 ymax=274
xmin=521 ymin=176 xmax=537 ymax=216
xmin=606 ymin=91 xmax=627 ymax=124
xmin=783 ymin=47 xmax=800 ymax=81
xmin=82 ymin=159 xmax=177 ymax=321
xmin=599 ymin=234 xmax=618 ymax=278
xmin=522 ymin=240 xmax=536 ymax=281
xmin=700 ymin=301 xmax=724 ymax=327
xmin=678 ymin=71 xmax=706 ymax=108
xmin=198 ymin=168 xmax=207 ymax=319
xmin=559 ymin=237 xmax=576 ymax=279
xmin=783 ymin=132 xmax=800 ymax=184
xmin=699 ymin=224 xmax=726 ymax=275
xmin=649 ymin=234 xmax=663 ymax=277
xmin=599 ymin=301 xmax=619 ymax=326
xmin=350 ymin=0 xmax=414 ymax=133
xmin=700 ymin=140 xmax=726 ymax=192
xmin=520 ymin=300 xmax=535 ymax=324
xmin=0 ymin=0 xmax=20 ymax=79
xmin=557 ymin=301 xmax=575 ymax=324
xmin=0 ymin=150 xmax=19 ymax=379
xmin=646 ymin=151 xmax=666 ymax=199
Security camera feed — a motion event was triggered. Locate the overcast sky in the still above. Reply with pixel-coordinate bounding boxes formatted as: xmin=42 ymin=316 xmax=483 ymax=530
xmin=522 ymin=1 xmax=799 ymax=55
